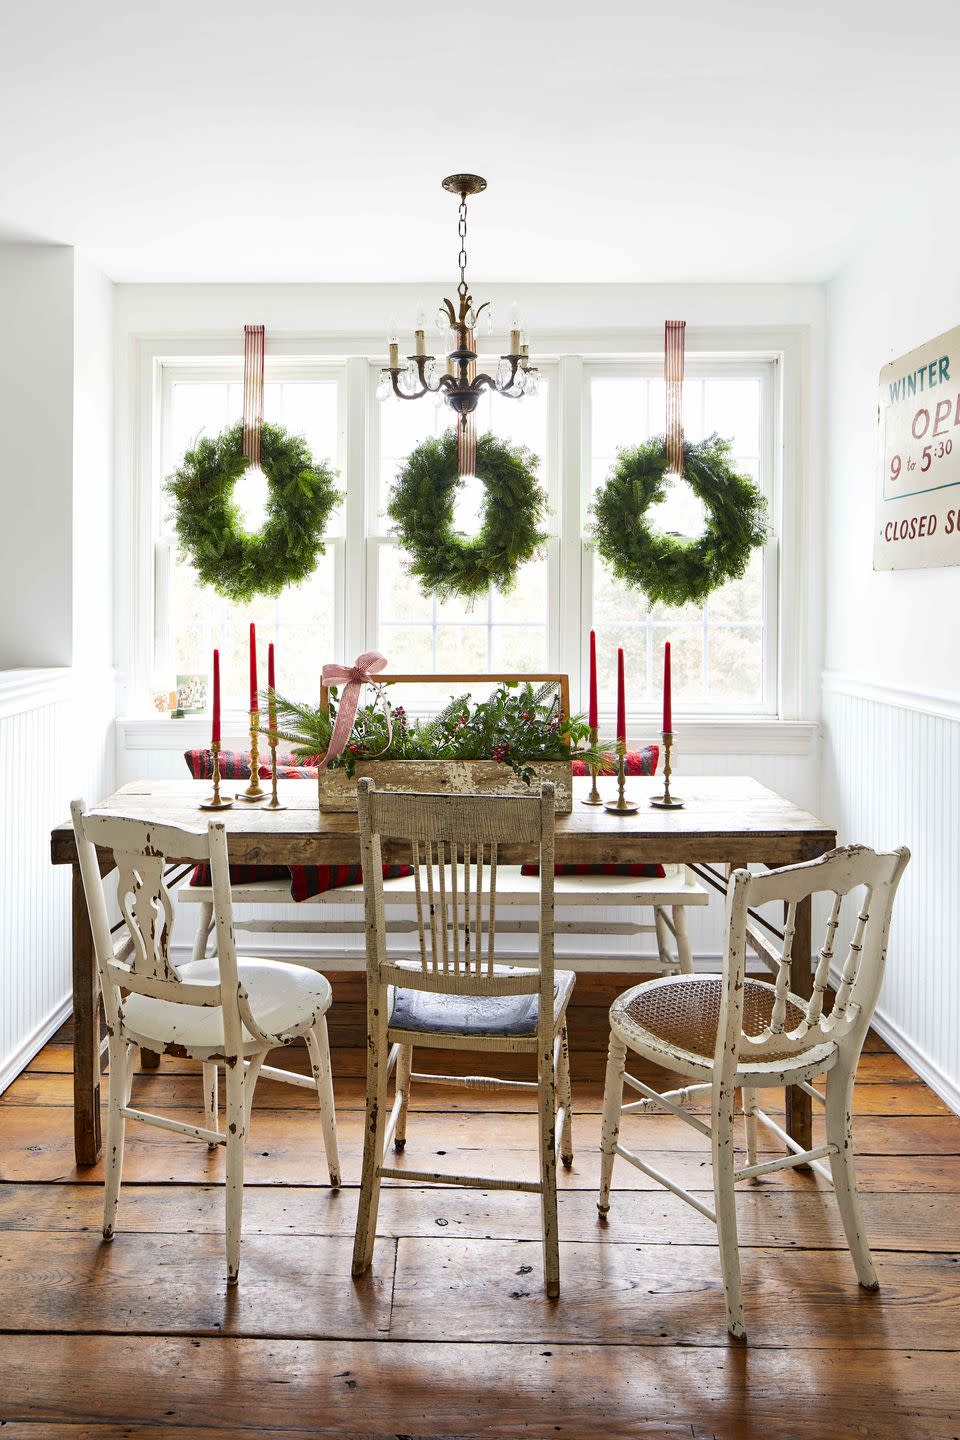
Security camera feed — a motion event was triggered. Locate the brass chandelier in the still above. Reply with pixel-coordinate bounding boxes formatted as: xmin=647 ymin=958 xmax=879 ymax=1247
xmin=376 ymin=174 xmax=540 ymax=422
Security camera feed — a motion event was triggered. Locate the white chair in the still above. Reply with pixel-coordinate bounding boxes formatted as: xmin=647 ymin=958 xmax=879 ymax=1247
xmin=352 ymin=779 xmax=571 ymax=1297
xmin=70 ymin=801 xmax=341 ymax=1284
xmin=598 ymin=843 xmax=910 ymax=1339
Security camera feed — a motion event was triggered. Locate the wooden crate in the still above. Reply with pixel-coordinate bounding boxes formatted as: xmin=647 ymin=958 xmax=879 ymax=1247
xmin=317 ymin=757 xmax=573 ymax=812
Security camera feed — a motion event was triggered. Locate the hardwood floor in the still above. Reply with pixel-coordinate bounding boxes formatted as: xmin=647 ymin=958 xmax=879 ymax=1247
xmin=0 ymin=975 xmax=958 ymax=1439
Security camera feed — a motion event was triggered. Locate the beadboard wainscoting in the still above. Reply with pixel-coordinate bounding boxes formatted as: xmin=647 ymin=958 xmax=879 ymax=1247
xmin=118 ymin=718 xmax=821 ymax=972
xmin=822 ymin=674 xmax=960 ymax=1113
xmin=0 ymin=670 xmax=114 ymax=1092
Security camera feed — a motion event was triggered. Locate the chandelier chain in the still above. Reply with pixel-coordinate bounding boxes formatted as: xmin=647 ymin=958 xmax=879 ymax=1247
xmin=457 ymin=195 xmax=469 ymax=299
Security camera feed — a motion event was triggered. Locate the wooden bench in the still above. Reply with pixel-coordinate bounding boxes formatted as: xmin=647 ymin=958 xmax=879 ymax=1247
xmin=180 ymin=864 xmax=709 ymax=975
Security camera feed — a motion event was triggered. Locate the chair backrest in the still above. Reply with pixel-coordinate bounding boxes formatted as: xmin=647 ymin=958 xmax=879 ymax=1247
xmin=356 ymin=778 xmax=556 ymax=1003
xmin=70 ymin=802 xmax=251 ymax=1055
xmin=718 ymin=844 xmax=910 ymax=1073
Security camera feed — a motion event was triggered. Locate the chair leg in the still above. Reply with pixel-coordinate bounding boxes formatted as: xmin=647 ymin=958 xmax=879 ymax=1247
xmin=537 ymin=1031 xmax=560 ymax=1299
xmin=224 ymin=1058 xmax=246 ymax=1285
xmin=191 ymin=902 xmax=214 ymax=962
xmin=712 ymin=1079 xmax=746 ymax=1340
xmin=598 ymin=1033 xmax=626 ymax=1218
xmin=394 ymin=1043 xmax=412 ymax=1152
xmin=654 ymin=908 xmax=673 ymax=973
xmin=102 ymin=1039 xmax=133 ymax=1241
xmin=825 ymin=1061 xmax=878 ymax=1290
xmin=306 ymin=1020 xmax=341 ymax=1188
xmin=742 ymin=1085 xmax=759 ymax=1170
xmin=673 ymin=904 xmax=694 ymax=975
xmin=243 ymin=1053 xmax=266 ymax=1130
xmin=203 ymin=1061 xmax=219 ymax=1149
xmin=556 ymin=1023 xmax=574 ymax=1168
xmin=352 ymin=1005 xmax=389 ymax=1277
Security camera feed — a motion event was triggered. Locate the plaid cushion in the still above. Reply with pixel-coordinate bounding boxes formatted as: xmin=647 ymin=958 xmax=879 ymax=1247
xmin=291 ymin=863 xmax=414 ymax=902
xmin=571 ymin=744 xmax=659 ymax=778
xmin=520 ymin=861 xmax=666 ymax=880
xmin=184 ymin=748 xmax=252 ymax=780
xmin=189 ymin=863 xmax=290 ymax=887
xmin=258 ymin=762 xmax=319 ymax=780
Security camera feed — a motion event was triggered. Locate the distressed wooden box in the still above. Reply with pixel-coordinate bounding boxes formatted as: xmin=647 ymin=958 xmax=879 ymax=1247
xmin=317 ymin=758 xmax=573 ymax=813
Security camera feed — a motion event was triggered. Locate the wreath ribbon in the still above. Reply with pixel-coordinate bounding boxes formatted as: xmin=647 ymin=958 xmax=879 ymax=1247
xmin=243 ymin=324 xmax=265 ymax=467
xmin=665 ymin=320 xmax=686 ymax=476
xmin=319 ymin=651 xmax=392 ymax=768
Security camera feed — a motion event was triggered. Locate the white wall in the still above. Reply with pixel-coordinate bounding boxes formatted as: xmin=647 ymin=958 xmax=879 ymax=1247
xmin=823 ymin=204 xmax=960 ymax=1108
xmin=0 ymin=245 xmax=75 ymax=668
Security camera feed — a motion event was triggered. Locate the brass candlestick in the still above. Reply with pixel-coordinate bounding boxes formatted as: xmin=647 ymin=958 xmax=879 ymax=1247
xmin=237 ymin=710 xmax=266 ymax=802
xmin=604 ymin=743 xmax=638 ymax=815
xmin=650 ymin=730 xmax=684 ymax=809
xmin=581 ymin=725 xmax=603 ymax=806
xmin=264 ymin=730 xmax=286 ymax=810
xmin=199 ymin=740 xmax=233 ymax=811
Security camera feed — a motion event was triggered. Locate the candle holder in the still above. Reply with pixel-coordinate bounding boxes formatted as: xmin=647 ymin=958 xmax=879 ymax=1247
xmin=236 ymin=710 xmax=266 ymax=803
xmin=604 ymin=744 xmax=638 ymax=815
xmin=263 ymin=730 xmax=286 ymax=810
xmin=650 ymin=730 xmax=684 ymax=809
xmin=199 ymin=741 xmax=233 ymax=811
xmin=581 ymin=725 xmax=603 ymax=806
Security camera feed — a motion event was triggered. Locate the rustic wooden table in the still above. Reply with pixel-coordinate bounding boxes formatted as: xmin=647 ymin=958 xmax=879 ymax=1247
xmin=51 ymin=774 xmax=836 ymax=1167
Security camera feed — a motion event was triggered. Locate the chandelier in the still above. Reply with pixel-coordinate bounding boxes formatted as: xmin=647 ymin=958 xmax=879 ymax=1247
xmin=376 ymin=174 xmax=540 ymax=424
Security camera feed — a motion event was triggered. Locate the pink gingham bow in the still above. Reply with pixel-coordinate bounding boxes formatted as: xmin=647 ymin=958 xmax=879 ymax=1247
xmin=318 ymin=651 xmax=390 ymax=770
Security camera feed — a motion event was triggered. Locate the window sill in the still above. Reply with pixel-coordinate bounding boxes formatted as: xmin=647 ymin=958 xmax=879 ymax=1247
xmin=117 ymin=713 xmax=818 ymax=758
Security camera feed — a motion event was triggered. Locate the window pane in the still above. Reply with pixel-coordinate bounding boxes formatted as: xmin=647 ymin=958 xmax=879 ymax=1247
xmin=160 ymin=371 xmax=341 ymax=707
xmin=589 ymin=370 xmax=768 ymax=712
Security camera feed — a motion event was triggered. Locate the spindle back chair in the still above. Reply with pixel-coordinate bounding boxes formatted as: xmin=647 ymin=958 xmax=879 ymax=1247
xmin=599 ymin=843 xmax=910 ymax=1337
xmin=353 ymin=778 xmax=573 ymax=1296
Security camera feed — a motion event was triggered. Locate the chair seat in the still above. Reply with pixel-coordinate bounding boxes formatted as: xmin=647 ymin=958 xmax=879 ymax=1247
xmin=611 ymin=974 xmax=837 ymax=1075
xmin=389 ymin=967 xmax=575 ymax=1039
xmin=121 ymin=957 xmax=332 ymax=1057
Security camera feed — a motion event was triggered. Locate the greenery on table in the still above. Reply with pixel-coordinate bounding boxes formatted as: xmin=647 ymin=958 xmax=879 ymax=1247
xmin=270 ymin=680 xmax=609 ymax=786
xmin=589 ymin=433 xmax=768 ymax=607
xmin=387 ymin=429 xmax=549 ymax=603
xmin=165 ymin=420 xmax=341 ymax=603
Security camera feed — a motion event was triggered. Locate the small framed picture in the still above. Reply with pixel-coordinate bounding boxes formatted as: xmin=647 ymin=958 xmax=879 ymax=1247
xmin=176 ymin=673 xmax=208 ymax=715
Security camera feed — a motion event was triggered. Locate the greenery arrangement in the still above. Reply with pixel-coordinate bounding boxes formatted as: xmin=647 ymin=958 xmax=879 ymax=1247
xmin=269 ymin=680 xmax=608 ymax=786
xmin=589 ymin=434 xmax=768 ymax=607
xmin=165 ymin=420 xmax=341 ymax=604
xmin=387 ymin=429 xmax=549 ymax=603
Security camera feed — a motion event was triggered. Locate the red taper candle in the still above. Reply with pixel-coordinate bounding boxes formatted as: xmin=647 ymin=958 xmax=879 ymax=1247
xmin=616 ymin=646 xmax=626 ymax=747
xmin=248 ymin=623 xmax=258 ymax=713
xmin=211 ymin=648 xmax=221 ymax=745
xmin=663 ymin=640 xmax=672 ymax=733
xmin=588 ymin=629 xmax=598 ymax=730
xmin=267 ymin=641 xmax=276 ymax=731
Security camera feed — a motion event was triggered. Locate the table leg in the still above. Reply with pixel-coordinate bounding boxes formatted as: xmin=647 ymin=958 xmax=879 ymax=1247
xmin=72 ymin=863 xmax=102 ymax=1166
xmin=140 ymin=1049 xmax=161 ymax=1070
xmin=786 ymin=893 xmax=813 ymax=1151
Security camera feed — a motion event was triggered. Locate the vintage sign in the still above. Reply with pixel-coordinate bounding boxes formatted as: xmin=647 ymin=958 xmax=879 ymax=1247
xmin=875 ymin=323 xmax=960 ymax=570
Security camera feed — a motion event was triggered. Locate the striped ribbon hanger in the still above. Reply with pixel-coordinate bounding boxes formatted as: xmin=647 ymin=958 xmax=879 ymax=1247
xmin=665 ymin=320 xmax=686 ymax=476
xmin=242 ymin=324 xmax=265 ymax=467
xmin=457 ymin=328 xmax=477 ymax=477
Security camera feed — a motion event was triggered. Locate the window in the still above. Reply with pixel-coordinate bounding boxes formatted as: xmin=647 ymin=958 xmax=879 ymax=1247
xmin=155 ymin=363 xmax=344 ymax=707
xmin=139 ymin=340 xmax=786 ymax=727
xmin=584 ymin=361 xmax=778 ymax=715
xmin=369 ymin=363 xmax=557 ymax=672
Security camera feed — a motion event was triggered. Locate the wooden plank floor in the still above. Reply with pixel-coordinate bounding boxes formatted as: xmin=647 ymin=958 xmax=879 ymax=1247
xmin=0 ymin=976 xmax=958 ymax=1439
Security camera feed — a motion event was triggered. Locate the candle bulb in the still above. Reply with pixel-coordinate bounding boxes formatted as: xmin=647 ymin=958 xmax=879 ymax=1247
xmin=211 ymin=648 xmax=221 ymax=745
xmin=268 ymin=641 xmax=276 ymax=732
xmin=616 ymin=646 xmax=626 ymax=748
xmin=249 ymin=623 xmax=258 ymax=714
xmin=588 ymin=629 xmax=598 ymax=730
xmin=415 ymin=329 xmax=425 ymax=357
xmin=663 ymin=640 xmax=672 ymax=734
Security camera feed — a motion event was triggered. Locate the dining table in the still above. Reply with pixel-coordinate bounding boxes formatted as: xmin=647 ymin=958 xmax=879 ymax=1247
xmin=50 ymin=773 xmax=837 ymax=1167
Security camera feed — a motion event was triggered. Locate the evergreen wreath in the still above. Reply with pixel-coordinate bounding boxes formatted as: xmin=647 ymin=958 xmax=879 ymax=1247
xmin=387 ymin=428 xmax=548 ymax=602
xmin=589 ymin=433 xmax=768 ymax=607
xmin=165 ymin=420 xmax=341 ymax=604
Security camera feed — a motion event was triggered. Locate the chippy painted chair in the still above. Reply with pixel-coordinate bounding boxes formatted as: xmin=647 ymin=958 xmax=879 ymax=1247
xmin=598 ymin=844 xmax=910 ymax=1339
xmin=352 ymin=778 xmax=572 ymax=1297
xmin=70 ymin=801 xmax=341 ymax=1284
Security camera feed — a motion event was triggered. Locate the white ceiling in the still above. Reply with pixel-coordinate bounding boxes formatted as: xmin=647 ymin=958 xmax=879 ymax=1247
xmin=1 ymin=0 xmax=956 ymax=284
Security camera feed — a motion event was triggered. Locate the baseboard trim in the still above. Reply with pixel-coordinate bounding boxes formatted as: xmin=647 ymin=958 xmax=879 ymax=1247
xmin=866 ymin=1003 xmax=960 ymax=1117
xmin=0 ymin=993 xmax=72 ymax=1096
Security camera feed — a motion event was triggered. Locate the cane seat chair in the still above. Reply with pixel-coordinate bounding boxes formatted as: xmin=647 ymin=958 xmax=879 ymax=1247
xmin=352 ymin=778 xmax=572 ymax=1298
xmin=598 ymin=844 xmax=910 ymax=1338
xmin=70 ymin=802 xmax=341 ymax=1284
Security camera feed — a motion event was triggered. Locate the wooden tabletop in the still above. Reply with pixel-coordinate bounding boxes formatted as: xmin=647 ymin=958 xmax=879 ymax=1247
xmin=51 ymin=775 xmax=836 ymax=868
